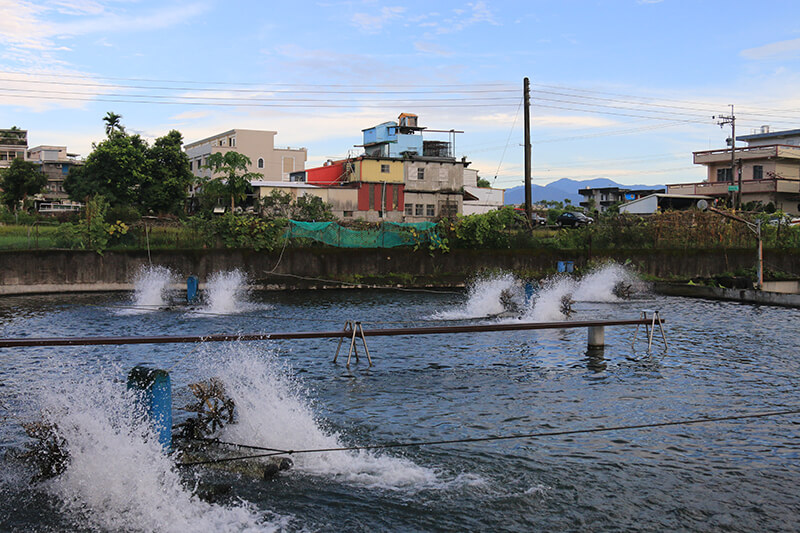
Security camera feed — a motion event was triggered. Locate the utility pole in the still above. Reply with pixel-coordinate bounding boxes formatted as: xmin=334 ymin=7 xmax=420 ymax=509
xmin=715 ymin=105 xmax=739 ymax=209
xmin=523 ymin=77 xmax=532 ymax=221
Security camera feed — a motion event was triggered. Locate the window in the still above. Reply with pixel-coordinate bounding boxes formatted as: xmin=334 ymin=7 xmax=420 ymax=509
xmin=753 ymin=165 xmax=763 ymax=180
xmin=343 ymin=211 xmax=353 ymax=217
xmin=369 ymin=185 xmax=375 ymax=210
xmin=716 ymin=168 xmax=732 ymax=182
xmin=404 ymin=203 xmax=413 ymax=215
xmin=230 ymin=137 xmax=236 ymax=147
xmin=417 ymin=168 xmax=425 ymax=180
xmin=415 ymin=204 xmax=423 ymax=216
xmin=381 ymin=164 xmax=390 ymax=173
xmin=257 ymin=158 xmax=264 ymax=169
xmin=426 ymin=204 xmax=435 ymax=217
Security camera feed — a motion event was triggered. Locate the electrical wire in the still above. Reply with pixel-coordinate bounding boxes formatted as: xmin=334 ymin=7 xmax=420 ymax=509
xmin=174 ymin=408 xmax=800 ymax=467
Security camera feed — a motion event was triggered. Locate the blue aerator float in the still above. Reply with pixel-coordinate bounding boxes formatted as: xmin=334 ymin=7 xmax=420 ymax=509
xmin=127 ymin=366 xmax=172 ymax=452
xmin=187 ymin=276 xmax=199 ymax=303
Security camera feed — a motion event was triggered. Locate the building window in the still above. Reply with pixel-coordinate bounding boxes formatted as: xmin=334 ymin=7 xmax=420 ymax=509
xmin=257 ymin=158 xmax=264 ymax=169
xmin=381 ymin=164 xmax=390 ymax=173
xmin=415 ymin=204 xmax=423 ymax=216
xmin=753 ymin=165 xmax=763 ymax=180
xmin=343 ymin=211 xmax=353 ymax=217
xmin=426 ymin=204 xmax=435 ymax=217
xmin=404 ymin=203 xmax=413 ymax=215
xmin=369 ymin=185 xmax=375 ymax=210
xmin=417 ymin=168 xmax=425 ymax=180
xmin=716 ymin=168 xmax=732 ymax=182
xmin=230 ymin=137 xmax=236 ymax=147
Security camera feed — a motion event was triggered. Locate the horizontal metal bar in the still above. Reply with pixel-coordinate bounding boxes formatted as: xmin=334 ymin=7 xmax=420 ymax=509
xmin=0 ymin=318 xmax=664 ymax=348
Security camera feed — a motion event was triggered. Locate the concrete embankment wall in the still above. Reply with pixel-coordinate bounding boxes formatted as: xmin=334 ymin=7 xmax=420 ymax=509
xmin=0 ymin=247 xmax=797 ymax=295
xmin=654 ymin=282 xmax=800 ymax=308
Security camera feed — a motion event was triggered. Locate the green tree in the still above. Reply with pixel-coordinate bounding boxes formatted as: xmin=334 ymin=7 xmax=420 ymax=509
xmin=103 ymin=112 xmax=124 ymax=137
xmin=203 ymin=152 xmax=262 ymax=211
xmin=65 ymin=132 xmax=148 ymax=206
xmin=0 ymin=158 xmax=47 ymax=212
xmin=476 ymin=177 xmax=491 ymax=188
xmin=141 ymin=130 xmax=193 ymax=215
xmin=293 ymin=194 xmax=335 ymax=221
xmin=66 ymin=116 xmax=192 ymax=217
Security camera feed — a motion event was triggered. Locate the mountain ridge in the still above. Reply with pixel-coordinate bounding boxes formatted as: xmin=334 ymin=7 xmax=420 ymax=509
xmin=502 ymin=178 xmax=665 ymax=205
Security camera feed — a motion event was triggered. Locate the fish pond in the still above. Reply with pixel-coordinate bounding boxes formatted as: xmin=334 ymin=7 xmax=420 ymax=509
xmin=1 ymin=265 xmax=799 ymax=532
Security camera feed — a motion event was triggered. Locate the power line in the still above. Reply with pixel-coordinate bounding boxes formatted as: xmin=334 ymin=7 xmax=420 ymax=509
xmin=174 ymin=408 xmax=800 ymax=467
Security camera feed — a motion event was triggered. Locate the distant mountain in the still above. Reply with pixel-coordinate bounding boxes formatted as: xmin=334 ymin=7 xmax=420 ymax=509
xmin=503 ymin=178 xmax=665 ymax=206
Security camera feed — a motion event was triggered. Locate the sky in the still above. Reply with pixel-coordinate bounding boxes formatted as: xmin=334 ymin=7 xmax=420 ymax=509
xmin=2 ymin=0 xmax=800 ymax=189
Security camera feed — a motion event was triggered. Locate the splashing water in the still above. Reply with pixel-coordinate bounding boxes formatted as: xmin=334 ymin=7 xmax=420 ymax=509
xmin=521 ymin=275 xmax=575 ymax=322
xmin=432 ymin=273 xmax=521 ymax=320
xmin=206 ymin=345 xmax=477 ymax=492
xmin=573 ymin=262 xmax=639 ymax=302
xmin=438 ymin=263 xmax=642 ymax=323
xmin=36 ymin=366 xmax=274 ymax=532
xmin=198 ymin=270 xmax=261 ymax=315
xmin=120 ymin=265 xmax=177 ymax=315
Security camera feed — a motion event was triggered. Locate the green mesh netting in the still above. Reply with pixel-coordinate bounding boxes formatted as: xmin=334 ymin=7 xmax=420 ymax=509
xmin=286 ymin=220 xmax=442 ymax=248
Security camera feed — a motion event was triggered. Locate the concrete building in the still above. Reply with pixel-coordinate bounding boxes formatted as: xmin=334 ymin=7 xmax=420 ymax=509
xmin=579 ymin=186 xmax=665 ymax=213
xmin=463 ymin=169 xmax=505 ymax=215
xmin=668 ymin=126 xmax=800 ymax=215
xmin=184 ymin=129 xmax=307 ymax=183
xmin=250 ymin=114 xmax=474 ymax=223
xmin=26 ymin=145 xmax=83 ymax=203
xmin=0 ymin=128 xmax=28 ymax=169
xmin=619 ymin=193 xmax=712 ymax=214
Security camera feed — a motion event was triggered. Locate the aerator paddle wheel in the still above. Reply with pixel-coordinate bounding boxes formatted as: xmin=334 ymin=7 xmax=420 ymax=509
xmin=177 ymin=378 xmax=235 ymax=439
xmin=19 ymin=421 xmax=69 ymax=480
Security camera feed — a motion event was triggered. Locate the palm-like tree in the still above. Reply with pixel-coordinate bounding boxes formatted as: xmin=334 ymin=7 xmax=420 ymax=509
xmin=103 ymin=112 xmax=124 ymax=136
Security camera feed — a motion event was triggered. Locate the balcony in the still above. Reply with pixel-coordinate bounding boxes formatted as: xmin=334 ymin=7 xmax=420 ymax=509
xmin=694 ymin=144 xmax=800 ymax=164
xmin=668 ymin=178 xmax=800 ymax=197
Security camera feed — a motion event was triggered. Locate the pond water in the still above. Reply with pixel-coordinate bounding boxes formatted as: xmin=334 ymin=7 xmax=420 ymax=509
xmin=1 ymin=265 xmax=799 ymax=532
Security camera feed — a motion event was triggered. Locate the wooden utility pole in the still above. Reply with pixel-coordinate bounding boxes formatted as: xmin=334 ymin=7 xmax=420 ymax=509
xmin=523 ymin=77 xmax=532 ymax=220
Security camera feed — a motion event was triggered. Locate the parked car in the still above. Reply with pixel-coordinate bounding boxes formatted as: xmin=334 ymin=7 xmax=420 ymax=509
xmin=514 ymin=208 xmax=548 ymax=226
xmin=556 ymin=211 xmax=594 ymax=227
xmin=531 ymin=212 xmax=548 ymax=225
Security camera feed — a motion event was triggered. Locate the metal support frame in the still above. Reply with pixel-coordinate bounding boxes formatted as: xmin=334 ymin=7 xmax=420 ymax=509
xmin=632 ymin=310 xmax=668 ymax=352
xmin=333 ymin=321 xmax=373 ymax=368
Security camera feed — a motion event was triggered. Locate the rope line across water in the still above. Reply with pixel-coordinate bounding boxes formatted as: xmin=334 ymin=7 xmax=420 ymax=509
xmin=174 ymin=408 xmax=800 ymax=468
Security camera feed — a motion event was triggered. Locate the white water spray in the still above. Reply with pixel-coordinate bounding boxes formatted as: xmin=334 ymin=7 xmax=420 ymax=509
xmin=432 ymin=272 xmax=521 ymax=320
xmin=198 ymin=270 xmax=261 ymax=315
xmin=37 ymin=367 xmax=274 ymax=532
xmin=121 ymin=265 xmax=177 ymax=314
xmin=439 ymin=263 xmax=642 ymax=323
xmin=207 ymin=346 xmax=476 ymax=491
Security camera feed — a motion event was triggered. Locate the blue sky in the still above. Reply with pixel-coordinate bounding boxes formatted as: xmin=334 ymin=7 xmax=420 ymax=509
xmin=2 ymin=0 xmax=800 ymax=189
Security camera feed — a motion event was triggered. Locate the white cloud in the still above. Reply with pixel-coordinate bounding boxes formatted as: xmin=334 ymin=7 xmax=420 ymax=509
xmin=741 ymin=38 xmax=800 ymax=60
xmin=351 ymin=6 xmax=405 ymax=33
xmin=413 ymin=41 xmax=453 ymax=57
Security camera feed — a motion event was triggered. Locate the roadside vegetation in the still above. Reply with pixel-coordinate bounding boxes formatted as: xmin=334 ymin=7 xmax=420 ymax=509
xmin=1 ymin=112 xmax=798 ymax=263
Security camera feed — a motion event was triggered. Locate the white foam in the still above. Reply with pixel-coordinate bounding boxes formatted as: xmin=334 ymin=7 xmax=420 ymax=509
xmin=38 ymin=367 xmax=275 ymax=532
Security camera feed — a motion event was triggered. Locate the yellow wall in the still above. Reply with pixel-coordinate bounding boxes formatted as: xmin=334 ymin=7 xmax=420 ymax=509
xmin=357 ymin=159 xmax=404 ymax=183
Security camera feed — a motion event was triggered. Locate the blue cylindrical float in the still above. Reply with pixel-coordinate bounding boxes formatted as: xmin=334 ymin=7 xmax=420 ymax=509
xmin=187 ymin=276 xmax=199 ymax=303
xmin=127 ymin=366 xmax=172 ymax=452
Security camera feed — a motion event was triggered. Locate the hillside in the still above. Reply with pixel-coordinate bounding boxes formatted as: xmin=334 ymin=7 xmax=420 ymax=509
xmin=503 ymin=178 xmax=664 ymax=205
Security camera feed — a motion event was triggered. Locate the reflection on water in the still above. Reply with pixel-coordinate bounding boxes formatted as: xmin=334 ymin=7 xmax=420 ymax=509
xmin=1 ymin=283 xmax=800 ymax=531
